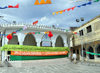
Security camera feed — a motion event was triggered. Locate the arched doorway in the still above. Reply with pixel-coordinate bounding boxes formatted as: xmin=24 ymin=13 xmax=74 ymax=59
xmin=96 ymin=44 xmax=100 ymax=58
xmin=88 ymin=46 xmax=94 ymax=59
xmin=8 ymin=35 xmax=19 ymax=45
xmin=23 ymin=34 xmax=36 ymax=46
xmin=55 ymin=36 xmax=64 ymax=47
xmin=40 ymin=34 xmax=52 ymax=47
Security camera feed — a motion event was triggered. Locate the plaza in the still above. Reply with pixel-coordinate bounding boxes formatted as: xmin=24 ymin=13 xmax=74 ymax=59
xmin=0 ymin=58 xmax=100 ymax=73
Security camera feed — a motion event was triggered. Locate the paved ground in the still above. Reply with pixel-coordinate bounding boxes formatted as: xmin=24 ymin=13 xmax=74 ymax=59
xmin=0 ymin=58 xmax=100 ymax=73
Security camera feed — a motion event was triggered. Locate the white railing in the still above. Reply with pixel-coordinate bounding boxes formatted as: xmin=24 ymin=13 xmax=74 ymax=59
xmin=0 ymin=24 xmax=67 ymax=32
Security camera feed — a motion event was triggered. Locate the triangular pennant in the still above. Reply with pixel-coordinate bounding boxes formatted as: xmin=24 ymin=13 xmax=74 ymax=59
xmin=34 ymin=0 xmax=40 ymax=5
xmin=56 ymin=12 xmax=59 ymax=14
xmin=46 ymin=0 xmax=52 ymax=4
xmin=52 ymin=12 xmax=55 ymax=15
xmin=14 ymin=4 xmax=19 ymax=8
xmin=82 ymin=3 xmax=87 ymax=6
xmin=67 ymin=8 xmax=71 ymax=11
xmin=40 ymin=0 xmax=46 ymax=4
xmin=63 ymin=9 xmax=66 ymax=12
xmin=77 ymin=5 xmax=81 ymax=7
xmin=59 ymin=11 xmax=63 ymax=14
xmin=71 ymin=6 xmax=76 ymax=10
xmin=94 ymin=0 xmax=99 ymax=2
xmin=87 ymin=1 xmax=92 ymax=5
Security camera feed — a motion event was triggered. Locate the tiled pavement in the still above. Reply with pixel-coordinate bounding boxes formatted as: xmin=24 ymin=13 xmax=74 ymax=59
xmin=0 ymin=58 xmax=100 ymax=73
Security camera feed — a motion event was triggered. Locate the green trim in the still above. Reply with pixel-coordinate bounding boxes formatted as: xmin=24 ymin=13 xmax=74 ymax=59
xmin=10 ymin=55 xmax=68 ymax=61
xmin=1 ymin=45 xmax=69 ymax=52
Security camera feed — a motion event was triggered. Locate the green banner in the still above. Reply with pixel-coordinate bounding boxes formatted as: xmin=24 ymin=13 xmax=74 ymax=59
xmin=86 ymin=52 xmax=100 ymax=55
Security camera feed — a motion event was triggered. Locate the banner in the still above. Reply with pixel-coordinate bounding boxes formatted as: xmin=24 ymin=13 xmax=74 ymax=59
xmin=11 ymin=51 xmax=68 ymax=56
xmin=86 ymin=51 xmax=100 ymax=55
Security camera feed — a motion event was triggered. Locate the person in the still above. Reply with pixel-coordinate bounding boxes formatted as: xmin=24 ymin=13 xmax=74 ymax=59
xmin=72 ymin=53 xmax=77 ymax=64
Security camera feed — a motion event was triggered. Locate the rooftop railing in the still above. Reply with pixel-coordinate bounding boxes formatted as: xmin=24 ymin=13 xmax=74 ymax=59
xmin=0 ymin=24 xmax=67 ymax=32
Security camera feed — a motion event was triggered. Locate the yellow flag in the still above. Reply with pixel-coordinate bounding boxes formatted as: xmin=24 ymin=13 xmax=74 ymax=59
xmin=52 ymin=12 xmax=55 ymax=15
xmin=59 ymin=11 xmax=63 ymax=14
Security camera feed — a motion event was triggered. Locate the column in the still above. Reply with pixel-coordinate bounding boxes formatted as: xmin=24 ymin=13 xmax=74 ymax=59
xmin=36 ymin=41 xmax=41 ymax=47
xmin=5 ymin=38 xmax=9 ymax=45
xmin=17 ymin=33 xmax=25 ymax=45
xmin=93 ymin=46 xmax=96 ymax=61
xmin=1 ymin=36 xmax=6 ymax=62
xmin=64 ymin=40 xmax=68 ymax=47
xmin=52 ymin=40 xmax=56 ymax=47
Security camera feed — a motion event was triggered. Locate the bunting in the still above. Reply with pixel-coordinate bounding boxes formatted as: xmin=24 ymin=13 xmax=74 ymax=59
xmin=53 ymin=0 xmax=100 ymax=15
xmin=0 ymin=6 xmax=8 ymax=9
xmin=8 ymin=4 xmax=19 ymax=8
xmin=24 ymin=31 xmax=50 ymax=35
xmin=34 ymin=0 xmax=52 ymax=5
xmin=0 ymin=4 xmax=19 ymax=9
xmin=86 ymin=51 xmax=100 ymax=55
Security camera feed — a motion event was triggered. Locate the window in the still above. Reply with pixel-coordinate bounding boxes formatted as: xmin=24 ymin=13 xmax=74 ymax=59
xmin=79 ymin=30 xmax=84 ymax=36
xmin=87 ymin=25 xmax=92 ymax=33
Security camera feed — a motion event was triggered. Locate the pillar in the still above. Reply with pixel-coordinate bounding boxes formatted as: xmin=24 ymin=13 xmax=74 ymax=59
xmin=37 ymin=41 xmax=41 ymax=47
xmin=52 ymin=40 xmax=56 ymax=47
xmin=64 ymin=40 xmax=68 ymax=47
xmin=17 ymin=33 xmax=25 ymax=45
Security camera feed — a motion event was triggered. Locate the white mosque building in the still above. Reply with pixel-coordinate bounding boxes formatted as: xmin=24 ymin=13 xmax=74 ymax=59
xmin=0 ymin=23 xmax=71 ymax=61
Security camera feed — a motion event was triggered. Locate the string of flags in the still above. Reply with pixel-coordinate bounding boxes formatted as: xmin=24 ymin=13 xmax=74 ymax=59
xmin=0 ymin=25 xmax=53 ymax=40
xmin=0 ymin=4 xmax=19 ymax=9
xmin=86 ymin=51 xmax=100 ymax=55
xmin=34 ymin=0 xmax=52 ymax=5
xmin=6 ymin=25 xmax=27 ymax=41
xmin=52 ymin=0 xmax=100 ymax=15
xmin=69 ymin=0 xmax=92 ymax=3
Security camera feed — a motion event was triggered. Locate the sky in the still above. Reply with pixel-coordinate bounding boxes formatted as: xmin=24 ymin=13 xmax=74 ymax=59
xmin=0 ymin=0 xmax=100 ymax=29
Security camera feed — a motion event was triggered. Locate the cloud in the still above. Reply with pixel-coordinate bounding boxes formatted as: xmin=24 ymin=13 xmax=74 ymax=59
xmin=0 ymin=0 xmax=100 ymax=29
xmin=40 ymin=16 xmax=48 ymax=22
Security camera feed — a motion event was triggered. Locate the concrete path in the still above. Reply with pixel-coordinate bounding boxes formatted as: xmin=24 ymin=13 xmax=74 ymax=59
xmin=0 ymin=58 xmax=100 ymax=73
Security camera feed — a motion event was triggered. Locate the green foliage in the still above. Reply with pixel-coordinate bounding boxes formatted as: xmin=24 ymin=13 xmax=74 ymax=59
xmin=0 ymin=45 xmax=69 ymax=52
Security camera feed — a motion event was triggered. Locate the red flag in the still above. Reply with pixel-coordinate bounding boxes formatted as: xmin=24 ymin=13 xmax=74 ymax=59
xmin=71 ymin=6 xmax=76 ymax=10
xmin=67 ymin=6 xmax=76 ymax=11
xmin=67 ymin=8 xmax=71 ymax=11
xmin=8 ymin=4 xmax=19 ymax=8
xmin=33 ymin=20 xmax=38 ymax=25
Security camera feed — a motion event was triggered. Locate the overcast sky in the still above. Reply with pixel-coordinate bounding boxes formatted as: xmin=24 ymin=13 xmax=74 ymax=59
xmin=0 ymin=0 xmax=100 ymax=29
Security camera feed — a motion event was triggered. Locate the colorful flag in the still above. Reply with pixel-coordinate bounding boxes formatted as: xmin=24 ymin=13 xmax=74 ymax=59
xmin=33 ymin=20 xmax=38 ymax=25
xmin=8 ymin=4 xmax=19 ymax=8
xmin=0 ymin=6 xmax=8 ymax=9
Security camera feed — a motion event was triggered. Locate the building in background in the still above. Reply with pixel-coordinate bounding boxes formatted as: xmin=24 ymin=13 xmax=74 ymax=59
xmin=70 ymin=15 xmax=100 ymax=62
